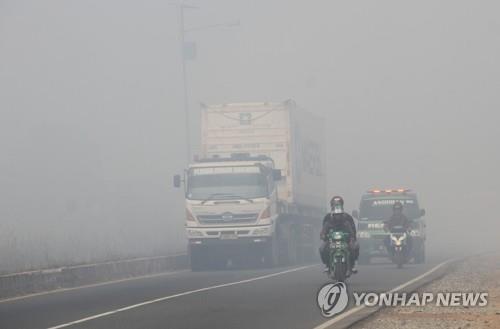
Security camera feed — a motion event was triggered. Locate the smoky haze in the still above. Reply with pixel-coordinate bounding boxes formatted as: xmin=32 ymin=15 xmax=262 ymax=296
xmin=0 ymin=0 xmax=499 ymax=273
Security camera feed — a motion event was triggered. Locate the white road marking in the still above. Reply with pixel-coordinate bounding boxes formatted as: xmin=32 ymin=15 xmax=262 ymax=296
xmin=0 ymin=270 xmax=190 ymax=304
xmin=46 ymin=265 xmax=316 ymax=329
xmin=312 ymin=258 xmax=457 ymax=329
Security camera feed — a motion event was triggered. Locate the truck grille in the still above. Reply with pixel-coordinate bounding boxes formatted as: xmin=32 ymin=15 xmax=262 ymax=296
xmin=197 ymin=213 xmax=259 ymax=225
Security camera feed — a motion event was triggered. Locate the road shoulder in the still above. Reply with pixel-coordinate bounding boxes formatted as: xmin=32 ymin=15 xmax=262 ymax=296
xmin=352 ymin=253 xmax=500 ymax=329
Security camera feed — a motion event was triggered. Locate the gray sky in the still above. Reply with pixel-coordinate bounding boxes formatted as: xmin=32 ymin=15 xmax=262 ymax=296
xmin=1 ymin=0 xmax=499 ymax=271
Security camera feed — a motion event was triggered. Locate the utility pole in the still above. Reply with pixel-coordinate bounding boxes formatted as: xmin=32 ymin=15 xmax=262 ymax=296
xmin=175 ymin=2 xmax=238 ymax=164
xmin=177 ymin=3 xmax=197 ymax=164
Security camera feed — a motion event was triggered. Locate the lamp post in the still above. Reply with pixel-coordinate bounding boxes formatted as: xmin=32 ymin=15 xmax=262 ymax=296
xmin=177 ymin=3 xmax=196 ymax=164
xmin=175 ymin=2 xmax=239 ymax=163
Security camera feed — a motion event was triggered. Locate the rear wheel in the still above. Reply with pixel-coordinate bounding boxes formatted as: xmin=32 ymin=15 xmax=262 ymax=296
xmin=298 ymin=224 xmax=315 ymax=262
xmin=414 ymin=244 xmax=426 ymax=264
xmin=395 ymin=250 xmax=404 ymax=269
xmin=263 ymin=239 xmax=280 ymax=268
xmin=333 ymin=261 xmax=347 ymax=282
xmin=286 ymin=226 xmax=299 ymax=265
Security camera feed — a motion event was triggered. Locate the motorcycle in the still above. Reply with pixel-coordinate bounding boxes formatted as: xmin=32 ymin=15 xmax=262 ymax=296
xmin=327 ymin=230 xmax=351 ymax=282
xmin=388 ymin=225 xmax=410 ymax=268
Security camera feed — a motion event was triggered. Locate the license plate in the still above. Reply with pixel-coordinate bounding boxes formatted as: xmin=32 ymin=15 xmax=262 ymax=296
xmin=220 ymin=233 xmax=238 ymax=240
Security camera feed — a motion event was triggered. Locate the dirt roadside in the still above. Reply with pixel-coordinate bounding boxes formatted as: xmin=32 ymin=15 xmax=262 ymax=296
xmin=352 ymin=253 xmax=500 ymax=329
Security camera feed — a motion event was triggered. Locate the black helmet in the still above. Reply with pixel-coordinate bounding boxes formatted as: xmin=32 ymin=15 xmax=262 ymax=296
xmin=330 ymin=196 xmax=344 ymax=214
xmin=393 ymin=201 xmax=403 ymax=211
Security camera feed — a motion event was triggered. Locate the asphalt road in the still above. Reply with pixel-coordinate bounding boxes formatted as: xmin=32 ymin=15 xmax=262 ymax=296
xmin=0 ymin=258 xmax=446 ymax=329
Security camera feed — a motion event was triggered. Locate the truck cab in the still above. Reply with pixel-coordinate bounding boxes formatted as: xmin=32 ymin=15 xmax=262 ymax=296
xmin=353 ymin=189 xmax=426 ymax=265
xmin=174 ymin=155 xmax=283 ymax=270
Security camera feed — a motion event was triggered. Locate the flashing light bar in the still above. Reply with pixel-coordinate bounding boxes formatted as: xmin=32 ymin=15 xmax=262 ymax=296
xmin=368 ymin=189 xmax=410 ymax=194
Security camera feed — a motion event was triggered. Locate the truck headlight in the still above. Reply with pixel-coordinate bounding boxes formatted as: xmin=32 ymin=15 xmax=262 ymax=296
xmin=253 ymin=226 xmax=272 ymax=236
xmin=257 ymin=206 xmax=272 ymax=224
xmin=258 ymin=206 xmax=271 ymax=220
xmin=186 ymin=209 xmax=197 ymax=222
xmin=187 ymin=229 xmax=203 ymax=237
xmin=358 ymin=231 xmax=371 ymax=238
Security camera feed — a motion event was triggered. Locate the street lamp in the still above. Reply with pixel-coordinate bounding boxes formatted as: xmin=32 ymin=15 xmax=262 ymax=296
xmin=177 ymin=3 xmax=196 ymax=164
xmin=174 ymin=2 xmax=239 ymax=163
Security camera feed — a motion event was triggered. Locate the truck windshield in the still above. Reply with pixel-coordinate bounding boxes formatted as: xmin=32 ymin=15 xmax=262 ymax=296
xmin=359 ymin=198 xmax=420 ymax=220
xmin=187 ymin=173 xmax=269 ymax=200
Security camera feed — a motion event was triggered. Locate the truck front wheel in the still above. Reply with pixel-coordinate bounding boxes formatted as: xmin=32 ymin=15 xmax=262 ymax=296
xmin=189 ymin=246 xmax=206 ymax=271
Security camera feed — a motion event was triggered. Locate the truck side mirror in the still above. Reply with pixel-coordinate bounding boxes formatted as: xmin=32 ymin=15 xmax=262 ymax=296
xmin=272 ymin=169 xmax=282 ymax=181
xmin=420 ymin=208 xmax=426 ymax=217
xmin=173 ymin=174 xmax=182 ymax=188
xmin=352 ymin=210 xmax=359 ymax=219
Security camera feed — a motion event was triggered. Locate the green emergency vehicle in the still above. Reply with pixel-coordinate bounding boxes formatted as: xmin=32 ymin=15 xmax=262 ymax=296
xmin=352 ymin=189 xmax=426 ymax=265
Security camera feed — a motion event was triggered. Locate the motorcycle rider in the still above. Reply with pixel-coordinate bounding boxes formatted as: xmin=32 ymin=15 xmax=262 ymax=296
xmin=383 ymin=201 xmax=413 ymax=253
xmin=319 ymin=196 xmax=359 ymax=274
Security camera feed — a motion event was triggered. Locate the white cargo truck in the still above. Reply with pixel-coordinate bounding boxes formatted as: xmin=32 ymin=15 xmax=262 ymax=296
xmin=174 ymin=100 xmax=326 ymax=270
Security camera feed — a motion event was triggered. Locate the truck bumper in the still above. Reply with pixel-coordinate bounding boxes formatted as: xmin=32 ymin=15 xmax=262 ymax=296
xmin=186 ymin=225 xmax=273 ymax=263
xmin=189 ymin=236 xmax=270 ymax=246
xmin=186 ymin=224 xmax=273 ymax=245
xmin=188 ymin=236 xmax=272 ymax=263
